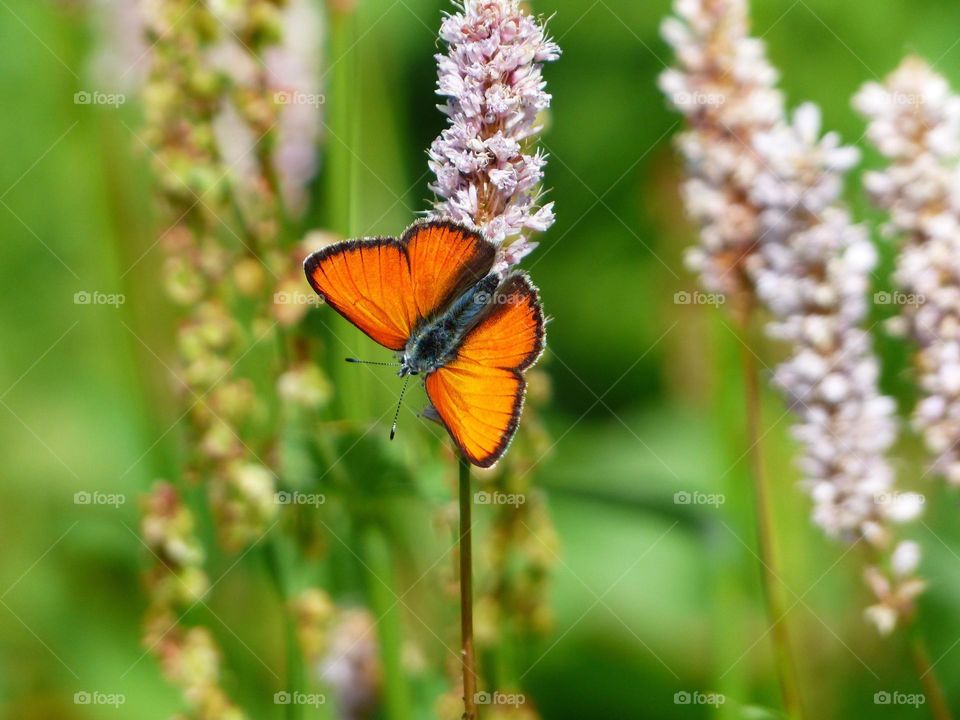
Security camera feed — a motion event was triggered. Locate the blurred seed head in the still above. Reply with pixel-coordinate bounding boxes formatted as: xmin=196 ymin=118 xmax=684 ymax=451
xmin=318 ymin=609 xmax=382 ymax=720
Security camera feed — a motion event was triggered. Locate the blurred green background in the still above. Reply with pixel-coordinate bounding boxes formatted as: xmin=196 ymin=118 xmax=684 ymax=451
xmin=3 ymin=0 xmax=960 ymax=718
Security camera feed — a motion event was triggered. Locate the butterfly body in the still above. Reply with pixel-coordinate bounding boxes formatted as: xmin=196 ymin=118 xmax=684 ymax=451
xmin=304 ymin=220 xmax=545 ymax=467
xmin=400 ymin=273 xmax=500 ymax=377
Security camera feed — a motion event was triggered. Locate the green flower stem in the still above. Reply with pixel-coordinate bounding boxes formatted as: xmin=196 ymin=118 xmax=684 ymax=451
xmin=459 ymin=456 xmax=478 ymax=719
xmin=737 ymin=312 xmax=805 ymax=720
xmin=324 ymin=0 xmax=370 ymax=419
xmin=910 ymin=631 xmax=953 ymax=720
xmin=711 ymin=315 xmax=753 ymax=720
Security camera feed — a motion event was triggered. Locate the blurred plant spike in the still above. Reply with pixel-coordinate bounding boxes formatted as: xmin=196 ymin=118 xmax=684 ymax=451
xmin=660 ymin=0 xmax=922 ymax=636
xmin=209 ymin=0 xmax=326 ymax=221
xmin=855 ymin=58 xmax=960 ymax=488
xmin=139 ymin=4 xmax=253 ymax=716
xmin=291 ymin=590 xmax=384 ymax=720
xmin=138 ymin=0 xmax=338 ymax=715
xmin=141 ymin=0 xmax=278 ymax=552
xmin=141 ymin=483 xmax=246 ymax=720
xmin=749 ymin=106 xmax=925 ymax=631
xmin=427 ymin=0 xmax=561 ymax=271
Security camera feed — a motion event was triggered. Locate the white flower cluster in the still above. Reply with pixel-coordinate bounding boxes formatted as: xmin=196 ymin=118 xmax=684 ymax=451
xmin=750 ymin=104 xmax=922 ymax=548
xmin=428 ymin=0 xmax=560 ymax=270
xmin=661 ymin=0 xmax=923 ymax=632
xmin=658 ymin=0 xmax=784 ymax=297
xmin=855 ymin=57 xmax=960 ymax=484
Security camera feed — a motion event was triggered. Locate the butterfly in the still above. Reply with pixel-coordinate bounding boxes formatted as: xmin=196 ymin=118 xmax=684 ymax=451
xmin=303 ymin=220 xmax=546 ymax=468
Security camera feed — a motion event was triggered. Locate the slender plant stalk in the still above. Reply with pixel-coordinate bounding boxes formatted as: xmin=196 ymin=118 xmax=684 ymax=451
xmin=711 ymin=316 xmax=753 ymax=720
xmin=324 ymin=0 xmax=369 ymax=418
xmin=283 ymin=612 xmax=305 ymax=720
xmin=855 ymin=539 xmax=950 ymax=719
xmin=362 ymin=524 xmax=412 ymax=720
xmin=736 ymin=309 xmax=804 ymax=720
xmin=459 ymin=456 xmax=478 ymax=719
xmin=910 ymin=633 xmax=953 ymax=720
xmin=264 ymin=540 xmax=306 ymax=720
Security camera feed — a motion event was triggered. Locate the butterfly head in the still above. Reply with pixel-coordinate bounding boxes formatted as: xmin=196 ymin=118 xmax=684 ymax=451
xmin=397 ymin=361 xmax=419 ymax=379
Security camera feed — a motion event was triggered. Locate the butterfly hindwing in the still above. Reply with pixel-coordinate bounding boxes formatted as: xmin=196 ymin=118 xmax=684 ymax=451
xmin=304 ymin=221 xmax=496 ymax=351
xmin=425 ymin=273 xmax=546 ymax=467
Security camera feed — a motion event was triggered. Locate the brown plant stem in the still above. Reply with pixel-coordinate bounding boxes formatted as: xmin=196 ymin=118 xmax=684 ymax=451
xmin=910 ymin=633 xmax=953 ymax=720
xmin=459 ymin=455 xmax=478 ymax=719
xmin=736 ymin=304 xmax=804 ymax=720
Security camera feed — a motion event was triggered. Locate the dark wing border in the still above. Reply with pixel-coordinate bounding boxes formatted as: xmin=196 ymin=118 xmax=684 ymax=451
xmin=400 ymin=219 xmax=497 ymax=318
xmin=303 ymin=235 xmax=409 ymax=350
xmin=430 ymin=271 xmax=546 ymax=468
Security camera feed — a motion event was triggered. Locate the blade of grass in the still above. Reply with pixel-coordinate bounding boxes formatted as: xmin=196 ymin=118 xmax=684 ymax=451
xmin=459 ymin=456 xmax=478 ymax=719
xmin=362 ymin=523 xmax=413 ymax=720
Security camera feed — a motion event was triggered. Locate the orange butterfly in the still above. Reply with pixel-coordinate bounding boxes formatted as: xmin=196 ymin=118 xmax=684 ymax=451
xmin=303 ymin=220 xmax=545 ymax=467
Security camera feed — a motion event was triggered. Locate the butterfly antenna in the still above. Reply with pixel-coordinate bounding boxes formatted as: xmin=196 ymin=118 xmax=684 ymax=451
xmin=344 ymin=357 xmax=401 ymax=367
xmin=390 ymin=375 xmax=411 ymax=440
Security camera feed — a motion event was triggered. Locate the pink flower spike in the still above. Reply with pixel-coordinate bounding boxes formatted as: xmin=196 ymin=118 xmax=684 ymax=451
xmin=428 ymin=0 xmax=560 ymax=269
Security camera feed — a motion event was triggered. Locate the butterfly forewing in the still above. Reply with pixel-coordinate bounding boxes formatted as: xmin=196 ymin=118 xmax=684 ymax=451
xmin=403 ymin=221 xmax=496 ymax=320
xmin=304 ymin=221 xmax=496 ymax=350
xmin=425 ymin=274 xmax=546 ymax=467
xmin=304 ymin=239 xmax=413 ymax=350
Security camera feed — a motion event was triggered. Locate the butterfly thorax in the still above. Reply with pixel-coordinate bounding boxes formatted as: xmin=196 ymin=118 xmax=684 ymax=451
xmin=399 ymin=273 xmax=501 ymax=377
